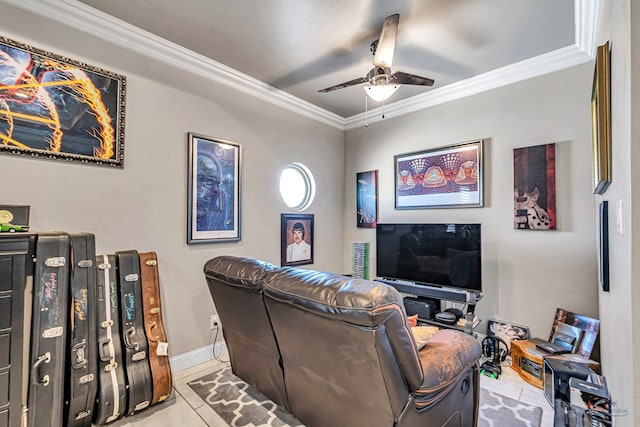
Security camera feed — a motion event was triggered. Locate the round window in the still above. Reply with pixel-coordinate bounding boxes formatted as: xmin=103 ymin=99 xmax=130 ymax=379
xmin=279 ymin=163 xmax=316 ymax=211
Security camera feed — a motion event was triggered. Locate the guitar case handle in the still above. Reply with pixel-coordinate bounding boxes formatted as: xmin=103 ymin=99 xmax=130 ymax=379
xmin=123 ymin=326 xmax=140 ymax=351
xmin=32 ymin=352 xmax=51 ymax=386
xmin=71 ymin=339 xmax=88 ymax=369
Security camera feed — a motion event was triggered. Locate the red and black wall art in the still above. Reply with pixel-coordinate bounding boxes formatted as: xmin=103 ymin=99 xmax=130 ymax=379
xmin=513 ymin=143 xmax=556 ymax=230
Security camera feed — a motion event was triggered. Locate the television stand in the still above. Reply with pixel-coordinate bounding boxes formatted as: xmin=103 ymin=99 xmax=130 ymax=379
xmin=375 ymin=278 xmax=482 ymax=304
xmin=417 ymin=316 xmax=481 ymax=334
xmin=401 ymin=294 xmax=481 ymax=334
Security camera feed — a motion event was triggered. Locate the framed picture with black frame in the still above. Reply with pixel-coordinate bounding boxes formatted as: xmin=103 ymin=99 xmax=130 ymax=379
xmin=281 ymin=213 xmax=314 ymax=266
xmin=356 ymin=170 xmax=378 ymax=228
xmin=599 ymin=200 xmax=609 ymax=291
xmin=187 ymin=132 xmax=241 ymax=244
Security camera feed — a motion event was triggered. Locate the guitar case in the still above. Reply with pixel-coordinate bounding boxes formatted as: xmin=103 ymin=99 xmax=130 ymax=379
xmin=28 ymin=233 xmax=70 ymax=427
xmin=116 ymin=250 xmax=152 ymax=415
xmin=93 ymin=254 xmax=127 ymax=425
xmin=139 ymin=252 xmax=173 ymax=405
xmin=64 ymin=233 xmax=98 ymax=427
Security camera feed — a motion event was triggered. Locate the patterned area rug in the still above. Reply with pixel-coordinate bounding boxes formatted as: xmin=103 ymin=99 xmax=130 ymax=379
xmin=188 ymin=367 xmax=542 ymax=427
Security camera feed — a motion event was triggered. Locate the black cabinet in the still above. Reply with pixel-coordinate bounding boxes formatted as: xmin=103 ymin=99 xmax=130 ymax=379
xmin=0 ymin=234 xmax=35 ymax=427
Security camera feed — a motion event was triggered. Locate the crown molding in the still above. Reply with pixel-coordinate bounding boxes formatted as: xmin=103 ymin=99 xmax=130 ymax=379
xmin=4 ymin=0 xmax=598 ymax=131
xmin=575 ymin=0 xmax=601 ymax=57
xmin=3 ymin=0 xmax=346 ymax=129
xmin=344 ymin=45 xmax=593 ymax=130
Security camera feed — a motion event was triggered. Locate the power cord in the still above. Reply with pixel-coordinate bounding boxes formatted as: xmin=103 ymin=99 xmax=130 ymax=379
xmin=211 ymin=324 xmax=230 ymax=366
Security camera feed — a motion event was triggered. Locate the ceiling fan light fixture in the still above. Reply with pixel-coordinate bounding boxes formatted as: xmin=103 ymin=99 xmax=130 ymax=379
xmin=364 ymin=84 xmax=399 ymax=102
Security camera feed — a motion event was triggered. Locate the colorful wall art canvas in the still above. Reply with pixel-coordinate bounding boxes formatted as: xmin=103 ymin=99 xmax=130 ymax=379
xmin=513 ymin=143 xmax=556 ymax=230
xmin=395 ymin=140 xmax=483 ymax=209
xmin=356 ymin=170 xmax=378 ymax=228
xmin=187 ymin=133 xmax=241 ymax=243
xmin=0 ymin=36 xmax=126 ymax=167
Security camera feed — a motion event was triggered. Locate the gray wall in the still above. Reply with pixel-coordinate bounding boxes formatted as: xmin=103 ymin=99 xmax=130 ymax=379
xmin=0 ymin=5 xmax=345 ymax=357
xmin=343 ymin=64 xmax=599 ymax=341
xmin=597 ymin=1 xmax=637 ymax=424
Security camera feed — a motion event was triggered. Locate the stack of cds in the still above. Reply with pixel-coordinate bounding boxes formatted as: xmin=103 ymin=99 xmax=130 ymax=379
xmin=352 ymin=242 xmax=370 ymax=279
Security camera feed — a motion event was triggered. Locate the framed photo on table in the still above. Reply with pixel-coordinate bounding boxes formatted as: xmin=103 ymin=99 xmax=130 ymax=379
xmin=187 ymin=132 xmax=241 ymax=244
xmin=281 ymin=214 xmax=313 ymax=266
xmin=395 ymin=140 xmax=483 ymax=209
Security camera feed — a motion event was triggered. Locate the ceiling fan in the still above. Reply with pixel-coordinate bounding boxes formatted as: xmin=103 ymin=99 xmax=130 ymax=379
xmin=318 ymin=14 xmax=435 ymax=102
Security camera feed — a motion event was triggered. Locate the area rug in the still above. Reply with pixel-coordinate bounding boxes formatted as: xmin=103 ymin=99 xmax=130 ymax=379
xmin=188 ymin=367 xmax=542 ymax=427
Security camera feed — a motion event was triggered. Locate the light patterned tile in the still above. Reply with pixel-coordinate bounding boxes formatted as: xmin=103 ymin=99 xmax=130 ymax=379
xmin=173 ymin=356 xmax=229 ymax=381
xmin=480 ymin=375 xmax=522 ymax=401
xmin=107 ymin=393 xmax=208 ymax=427
xmin=520 ymin=387 xmax=555 ymax=425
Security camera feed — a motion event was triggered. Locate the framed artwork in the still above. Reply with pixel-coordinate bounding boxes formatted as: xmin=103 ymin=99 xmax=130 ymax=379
xmin=0 ymin=36 xmax=126 ymax=167
xmin=599 ymin=200 xmax=610 ymax=291
xmin=281 ymin=213 xmax=313 ymax=266
xmin=187 ymin=132 xmax=241 ymax=244
xmin=395 ymin=140 xmax=483 ymax=209
xmin=549 ymin=308 xmax=600 ymax=358
xmin=592 ymin=41 xmax=612 ymax=195
xmin=356 ymin=170 xmax=378 ymax=228
xmin=513 ymin=143 xmax=556 ymax=230
xmin=487 ymin=319 xmax=530 ymax=351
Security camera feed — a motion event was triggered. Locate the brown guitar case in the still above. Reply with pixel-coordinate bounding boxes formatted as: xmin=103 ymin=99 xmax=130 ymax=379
xmin=138 ymin=252 xmax=172 ymax=405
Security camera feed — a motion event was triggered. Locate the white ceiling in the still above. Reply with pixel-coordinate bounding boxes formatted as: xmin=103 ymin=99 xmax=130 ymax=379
xmin=5 ymin=0 xmax=598 ymax=129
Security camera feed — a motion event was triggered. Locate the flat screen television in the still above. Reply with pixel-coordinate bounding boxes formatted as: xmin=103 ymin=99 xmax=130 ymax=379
xmin=375 ymin=223 xmax=482 ymax=301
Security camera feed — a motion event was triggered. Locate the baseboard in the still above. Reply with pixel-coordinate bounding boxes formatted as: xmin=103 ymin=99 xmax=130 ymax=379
xmin=170 ymin=340 xmax=228 ymax=373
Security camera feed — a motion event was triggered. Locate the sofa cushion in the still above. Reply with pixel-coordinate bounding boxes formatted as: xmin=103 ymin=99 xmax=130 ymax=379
xmin=411 ymin=326 xmax=439 ymax=349
xmin=204 ymin=256 xmax=277 ymax=290
xmin=407 ymin=314 xmax=418 ymax=327
xmin=263 ymin=267 xmax=402 ymax=327
xmin=416 ymin=329 xmax=481 ymax=395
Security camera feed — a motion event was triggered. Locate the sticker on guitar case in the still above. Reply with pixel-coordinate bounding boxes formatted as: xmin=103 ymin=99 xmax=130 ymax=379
xmin=156 ymin=342 xmax=169 ymax=356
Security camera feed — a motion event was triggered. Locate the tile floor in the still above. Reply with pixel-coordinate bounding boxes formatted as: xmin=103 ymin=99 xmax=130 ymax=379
xmin=108 ymin=354 xmax=555 ymax=426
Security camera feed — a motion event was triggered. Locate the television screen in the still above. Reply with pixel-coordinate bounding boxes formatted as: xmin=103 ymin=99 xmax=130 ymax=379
xmin=376 ymin=223 xmax=482 ymax=293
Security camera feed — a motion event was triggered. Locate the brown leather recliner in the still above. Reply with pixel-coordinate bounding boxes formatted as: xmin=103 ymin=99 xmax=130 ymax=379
xmin=204 ymin=256 xmax=481 ymax=427
xmin=203 ymin=256 xmax=289 ymax=409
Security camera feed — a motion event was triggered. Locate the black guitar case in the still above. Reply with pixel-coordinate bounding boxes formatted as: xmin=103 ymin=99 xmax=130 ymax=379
xmin=116 ymin=250 xmax=152 ymax=416
xmin=93 ymin=254 xmax=127 ymax=425
xmin=64 ymin=233 xmax=98 ymax=427
xmin=28 ymin=233 xmax=70 ymax=427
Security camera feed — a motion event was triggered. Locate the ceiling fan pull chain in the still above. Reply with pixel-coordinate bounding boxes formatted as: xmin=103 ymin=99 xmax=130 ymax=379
xmin=382 ymin=99 xmax=386 ymax=119
xmin=364 ymin=95 xmax=369 ymax=127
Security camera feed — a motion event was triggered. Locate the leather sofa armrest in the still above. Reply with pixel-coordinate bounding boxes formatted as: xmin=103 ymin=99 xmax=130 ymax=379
xmin=416 ymin=329 xmax=481 ymax=393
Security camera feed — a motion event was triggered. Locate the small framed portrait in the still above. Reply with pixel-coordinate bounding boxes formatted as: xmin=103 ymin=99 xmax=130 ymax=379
xmin=281 ymin=214 xmax=314 ymax=266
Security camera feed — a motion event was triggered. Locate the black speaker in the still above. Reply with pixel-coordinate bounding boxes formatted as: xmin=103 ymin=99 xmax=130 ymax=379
xmin=403 ymin=297 xmax=436 ymax=320
xmin=482 ymin=336 xmax=509 ymax=363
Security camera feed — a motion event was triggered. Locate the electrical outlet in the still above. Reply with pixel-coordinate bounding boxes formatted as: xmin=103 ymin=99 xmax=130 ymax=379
xmin=210 ymin=314 xmax=220 ymax=330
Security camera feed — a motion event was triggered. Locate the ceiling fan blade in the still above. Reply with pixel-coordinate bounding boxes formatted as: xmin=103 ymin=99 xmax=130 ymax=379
xmin=318 ymin=76 xmax=368 ymax=93
xmin=373 ymin=14 xmax=399 ymax=68
xmin=391 ymin=71 xmax=435 ymax=86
